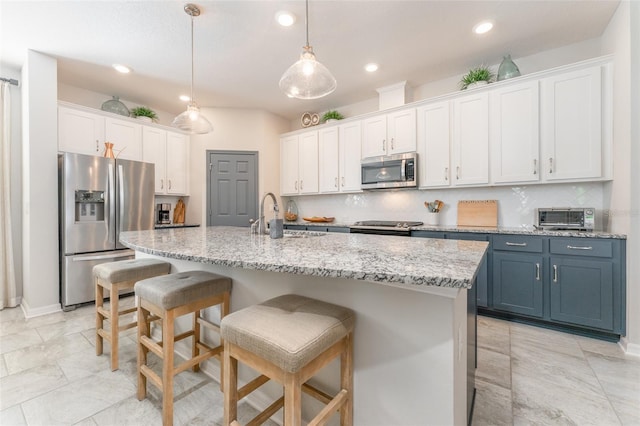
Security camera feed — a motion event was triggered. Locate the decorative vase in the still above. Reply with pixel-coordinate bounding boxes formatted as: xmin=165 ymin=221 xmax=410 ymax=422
xmin=103 ymin=142 xmax=115 ymax=159
xmin=425 ymin=212 xmax=440 ymax=226
xmin=284 ymin=199 xmax=299 ymax=222
xmin=497 ymin=54 xmax=521 ymax=81
xmin=101 ymin=96 xmax=130 ymax=117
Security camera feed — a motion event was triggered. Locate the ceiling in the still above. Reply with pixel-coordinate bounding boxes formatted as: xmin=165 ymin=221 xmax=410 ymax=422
xmin=0 ymin=1 xmax=619 ymax=121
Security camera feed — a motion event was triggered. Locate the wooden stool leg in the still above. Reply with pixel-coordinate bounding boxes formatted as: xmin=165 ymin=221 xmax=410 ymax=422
xmin=109 ymin=286 xmax=120 ymax=371
xmin=137 ymin=304 xmax=149 ymax=401
xmin=341 ymin=333 xmax=354 ymax=426
xmin=223 ymin=344 xmax=238 ymax=426
xmin=220 ymin=291 xmax=230 ymax=392
xmin=95 ymin=279 xmax=104 ymax=356
xmin=192 ymin=309 xmax=200 ymax=372
xmin=284 ymin=372 xmax=302 ymax=426
xmin=163 ymin=310 xmax=175 ymax=426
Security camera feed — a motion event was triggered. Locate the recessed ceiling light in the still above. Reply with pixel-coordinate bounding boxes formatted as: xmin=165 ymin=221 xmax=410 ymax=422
xmin=179 ymin=95 xmax=191 ymax=102
xmin=112 ymin=64 xmax=132 ymax=74
xmin=473 ymin=21 xmax=494 ymax=35
xmin=365 ymin=63 xmax=379 ymax=73
xmin=275 ymin=11 xmax=296 ymax=27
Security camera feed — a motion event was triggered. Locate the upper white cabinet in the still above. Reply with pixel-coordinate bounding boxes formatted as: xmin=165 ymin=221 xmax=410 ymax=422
xmin=490 ymin=81 xmax=540 ymax=184
xmin=541 ymin=66 xmax=603 ymax=181
xmin=104 ymin=117 xmax=141 ymax=161
xmin=417 ymin=101 xmax=451 ymax=187
xmin=362 ymin=109 xmax=416 ymax=158
xmin=318 ymin=122 xmax=362 ymax=194
xmin=280 ymin=131 xmax=319 ymax=196
xmin=142 ymin=127 xmax=190 ymax=195
xmin=452 ymin=92 xmax=489 ymax=186
xmin=58 ymin=106 xmax=105 ymax=156
xmin=319 ymin=127 xmax=340 ymax=193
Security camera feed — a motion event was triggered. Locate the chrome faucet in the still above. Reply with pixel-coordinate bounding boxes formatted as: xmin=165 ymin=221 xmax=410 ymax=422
xmin=255 ymin=192 xmax=279 ymax=235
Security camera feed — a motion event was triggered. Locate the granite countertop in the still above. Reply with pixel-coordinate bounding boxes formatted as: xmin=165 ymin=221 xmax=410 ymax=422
xmin=119 ymin=226 xmax=488 ymax=291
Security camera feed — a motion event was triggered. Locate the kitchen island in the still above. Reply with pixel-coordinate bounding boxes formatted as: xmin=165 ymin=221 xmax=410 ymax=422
xmin=120 ymin=226 xmax=488 ymax=425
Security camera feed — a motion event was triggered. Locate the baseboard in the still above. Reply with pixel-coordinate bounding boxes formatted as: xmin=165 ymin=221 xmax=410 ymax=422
xmin=20 ymin=299 xmax=61 ymax=318
xmin=619 ymin=336 xmax=640 ymax=358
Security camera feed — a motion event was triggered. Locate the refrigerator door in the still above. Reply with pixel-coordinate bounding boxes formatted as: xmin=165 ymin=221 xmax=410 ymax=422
xmin=61 ymin=250 xmax=134 ymax=309
xmin=115 ymin=159 xmax=155 ymax=249
xmin=59 ymin=153 xmax=116 ymax=254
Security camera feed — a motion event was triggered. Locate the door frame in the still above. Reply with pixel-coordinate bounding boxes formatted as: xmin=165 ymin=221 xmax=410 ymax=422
xmin=206 ymin=150 xmax=259 ymax=227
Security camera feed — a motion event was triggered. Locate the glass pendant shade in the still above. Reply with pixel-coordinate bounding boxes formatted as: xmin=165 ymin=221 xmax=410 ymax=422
xmin=279 ymin=46 xmax=337 ymax=99
xmin=171 ymin=102 xmax=212 ymax=134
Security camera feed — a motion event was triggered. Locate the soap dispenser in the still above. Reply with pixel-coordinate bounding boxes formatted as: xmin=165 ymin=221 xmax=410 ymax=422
xmin=269 ymin=210 xmax=284 ymax=239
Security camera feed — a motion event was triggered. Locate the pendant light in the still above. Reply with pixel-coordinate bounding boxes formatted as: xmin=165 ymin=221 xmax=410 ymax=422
xmin=172 ymin=3 xmax=213 ymax=134
xmin=279 ymin=0 xmax=336 ymax=99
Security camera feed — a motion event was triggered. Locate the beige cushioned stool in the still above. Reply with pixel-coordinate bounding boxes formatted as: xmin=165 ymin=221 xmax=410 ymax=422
xmin=221 ymin=294 xmax=355 ymax=426
xmin=94 ymin=258 xmax=171 ymax=371
xmin=135 ymin=270 xmax=231 ymax=426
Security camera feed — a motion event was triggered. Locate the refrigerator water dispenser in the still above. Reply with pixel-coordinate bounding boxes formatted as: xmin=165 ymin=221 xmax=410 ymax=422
xmin=75 ymin=190 xmax=105 ymax=222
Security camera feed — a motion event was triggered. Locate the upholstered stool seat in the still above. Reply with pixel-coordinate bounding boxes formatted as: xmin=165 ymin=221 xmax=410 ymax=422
xmin=135 ymin=270 xmax=232 ymax=426
xmin=94 ymin=258 xmax=171 ymax=371
xmin=221 ymin=294 xmax=355 ymax=426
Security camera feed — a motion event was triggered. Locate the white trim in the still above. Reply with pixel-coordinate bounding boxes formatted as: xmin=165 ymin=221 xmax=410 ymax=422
xmin=619 ymin=336 xmax=640 ymax=358
xmin=20 ymin=298 xmax=61 ymax=318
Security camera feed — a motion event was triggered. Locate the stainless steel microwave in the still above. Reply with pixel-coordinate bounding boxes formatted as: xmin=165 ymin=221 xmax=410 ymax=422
xmin=536 ymin=207 xmax=595 ymax=231
xmin=361 ymin=152 xmax=417 ymax=190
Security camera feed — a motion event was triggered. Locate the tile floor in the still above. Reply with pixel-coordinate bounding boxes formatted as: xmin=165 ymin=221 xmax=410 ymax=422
xmin=0 ymin=298 xmax=638 ymax=425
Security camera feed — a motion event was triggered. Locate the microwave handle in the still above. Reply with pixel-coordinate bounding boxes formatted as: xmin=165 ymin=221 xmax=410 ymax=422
xmin=400 ymin=159 xmax=406 ymax=180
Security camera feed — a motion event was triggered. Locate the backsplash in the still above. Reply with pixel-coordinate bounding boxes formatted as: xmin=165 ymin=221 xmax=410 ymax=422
xmin=285 ymin=182 xmax=607 ymax=230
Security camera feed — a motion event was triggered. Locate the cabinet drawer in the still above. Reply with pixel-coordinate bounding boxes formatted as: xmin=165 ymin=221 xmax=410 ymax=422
xmin=493 ymin=235 xmax=543 ymax=253
xmin=550 ymin=238 xmax=612 ymax=258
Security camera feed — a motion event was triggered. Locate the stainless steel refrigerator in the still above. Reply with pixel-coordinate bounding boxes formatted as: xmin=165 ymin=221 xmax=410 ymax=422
xmin=58 ymin=152 xmax=155 ymax=309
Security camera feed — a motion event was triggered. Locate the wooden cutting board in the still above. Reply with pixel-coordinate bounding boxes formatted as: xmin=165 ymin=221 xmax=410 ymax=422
xmin=173 ymin=199 xmax=185 ymax=224
xmin=457 ymin=200 xmax=498 ymax=228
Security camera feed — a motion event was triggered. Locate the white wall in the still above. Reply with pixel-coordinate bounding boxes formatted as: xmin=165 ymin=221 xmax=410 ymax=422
xmin=186 ymin=108 xmax=290 ymax=225
xmin=21 ymin=50 xmax=60 ymax=317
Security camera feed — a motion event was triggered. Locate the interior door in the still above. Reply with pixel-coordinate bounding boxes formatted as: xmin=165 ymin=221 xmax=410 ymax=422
xmin=207 ymin=151 xmax=258 ymax=227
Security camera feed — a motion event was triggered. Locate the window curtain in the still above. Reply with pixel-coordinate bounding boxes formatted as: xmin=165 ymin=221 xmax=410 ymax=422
xmin=0 ymin=81 xmax=17 ymax=309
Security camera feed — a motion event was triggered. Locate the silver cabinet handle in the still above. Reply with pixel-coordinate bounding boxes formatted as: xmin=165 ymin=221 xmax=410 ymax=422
xmin=553 ymin=264 xmax=558 ymax=282
xmin=549 ymin=157 xmax=553 ymax=174
xmin=382 ymin=139 xmax=386 ymax=152
xmin=535 ymin=263 xmax=540 ymax=281
xmin=160 ymin=179 xmax=164 ymax=190
xmin=294 ymin=181 xmax=298 ymax=190
xmin=533 ymin=159 xmax=537 ymax=175
xmin=300 ymin=180 xmax=303 ymax=190
xmin=335 ymin=177 xmax=338 ymax=188
xmin=444 ymin=167 xmax=448 ymax=181
xmin=506 ymin=242 xmax=527 ymax=247
xmin=456 ymin=166 xmax=460 ymax=180
xmin=168 ymin=179 xmax=172 ymax=190
xmin=391 ymin=138 xmax=395 ymax=150
xmin=96 ymin=139 xmax=100 ymax=152
xmin=567 ymin=245 xmax=593 ymax=250
xmin=341 ymin=176 xmax=345 ymax=187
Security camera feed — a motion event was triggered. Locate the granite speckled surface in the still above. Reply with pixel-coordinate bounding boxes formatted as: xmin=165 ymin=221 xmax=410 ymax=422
xmin=119 ymin=226 xmax=488 ymax=291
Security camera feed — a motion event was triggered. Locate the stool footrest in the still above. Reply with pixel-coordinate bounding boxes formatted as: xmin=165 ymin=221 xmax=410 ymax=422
xmin=174 ymin=345 xmax=222 ymax=375
xmin=238 ymin=374 xmax=270 ymax=400
xmin=309 ymin=389 xmax=348 ymax=426
xmin=97 ymin=307 xmax=110 ymax=319
xmin=173 ymin=330 xmax=194 ymax=343
xmin=120 ymin=306 xmax=137 ymax=316
xmin=302 ymin=383 xmax=333 ymax=405
xmin=140 ymin=335 xmax=163 ymax=358
xmin=197 ymin=317 xmax=220 ymax=333
xmin=247 ymin=396 xmax=284 ymax=426
xmin=118 ymin=321 xmax=137 ymax=332
xmin=97 ymin=328 xmax=111 ymax=342
xmin=140 ymin=364 xmax=163 ymax=390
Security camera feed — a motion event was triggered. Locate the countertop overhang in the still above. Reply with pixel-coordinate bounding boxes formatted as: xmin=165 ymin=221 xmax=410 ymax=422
xmin=119 ymin=226 xmax=488 ymax=292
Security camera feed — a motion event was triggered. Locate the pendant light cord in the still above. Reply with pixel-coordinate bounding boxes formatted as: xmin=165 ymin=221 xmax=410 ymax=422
xmin=305 ymin=0 xmax=309 ymax=48
xmin=190 ymin=13 xmax=195 ymax=102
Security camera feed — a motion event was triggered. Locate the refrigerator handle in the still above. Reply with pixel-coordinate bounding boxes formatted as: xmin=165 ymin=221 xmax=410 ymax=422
xmin=72 ymin=252 xmax=133 ymax=261
xmin=118 ymin=164 xmax=125 ymax=237
xmin=108 ymin=163 xmax=116 ymax=244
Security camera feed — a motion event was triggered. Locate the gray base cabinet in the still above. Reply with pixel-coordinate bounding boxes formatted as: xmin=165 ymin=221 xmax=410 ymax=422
xmin=493 ymin=252 xmax=544 ymax=317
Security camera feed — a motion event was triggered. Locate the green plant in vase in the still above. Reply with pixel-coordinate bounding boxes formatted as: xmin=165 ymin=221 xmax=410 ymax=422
xmin=459 ymin=66 xmax=495 ymax=90
xmin=321 ymin=110 xmax=344 ymax=123
xmin=130 ymin=106 xmax=158 ymax=122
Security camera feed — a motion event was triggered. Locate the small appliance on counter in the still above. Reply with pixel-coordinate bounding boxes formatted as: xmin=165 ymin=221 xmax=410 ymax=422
xmin=157 ymin=203 xmax=171 ymax=224
xmin=535 ymin=207 xmax=595 ymax=231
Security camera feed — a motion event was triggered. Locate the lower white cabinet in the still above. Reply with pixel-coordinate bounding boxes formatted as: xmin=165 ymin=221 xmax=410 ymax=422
xmin=280 ymin=131 xmax=319 ymax=196
xmin=318 ymin=122 xmax=362 ymax=194
xmin=142 ymin=127 xmax=189 ymax=195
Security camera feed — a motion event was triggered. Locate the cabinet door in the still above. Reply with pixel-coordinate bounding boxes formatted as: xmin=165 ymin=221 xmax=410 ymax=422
xmin=362 ymin=115 xmax=387 ymax=158
xmin=58 ymin=106 xmax=104 ymax=156
xmin=491 ymin=81 xmax=540 ymax=183
xmin=541 ymin=66 xmax=602 ymax=180
xmin=319 ymin=127 xmax=340 ymax=193
xmin=280 ymin=135 xmax=299 ymax=195
xmin=298 ymin=131 xmax=319 ymax=194
xmin=550 ymin=257 xmax=613 ymax=330
xmin=339 ymin=121 xmax=362 ymax=192
xmin=417 ymin=102 xmax=451 ymax=187
xmin=142 ymin=126 xmax=167 ymax=194
xmin=105 ymin=117 xmax=142 ymax=161
xmin=387 ymin=108 xmax=416 ymax=154
xmin=166 ymin=132 xmax=189 ymax=195
xmin=493 ymin=252 xmax=543 ymax=317
xmin=452 ymin=92 xmax=489 ymax=185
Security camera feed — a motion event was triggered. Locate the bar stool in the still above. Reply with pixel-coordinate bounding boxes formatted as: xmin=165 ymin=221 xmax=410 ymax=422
xmin=135 ymin=270 xmax=232 ymax=426
xmin=221 ymin=294 xmax=355 ymax=426
xmin=94 ymin=258 xmax=171 ymax=371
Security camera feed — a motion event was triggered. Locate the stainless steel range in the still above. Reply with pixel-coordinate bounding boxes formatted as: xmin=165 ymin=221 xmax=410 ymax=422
xmin=350 ymin=220 xmax=423 ymax=236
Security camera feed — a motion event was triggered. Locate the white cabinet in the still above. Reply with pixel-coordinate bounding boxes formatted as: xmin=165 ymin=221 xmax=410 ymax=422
xmin=452 ymin=92 xmax=489 ymax=185
xmin=142 ymin=127 xmax=189 ymax=195
xmin=541 ymin=66 xmax=602 ymax=180
xmin=104 ymin=117 xmax=142 ymax=161
xmin=417 ymin=101 xmax=451 ymax=187
xmin=318 ymin=122 xmax=362 ymax=194
xmin=280 ymin=131 xmax=319 ymax=195
xmin=58 ymin=106 xmax=105 ymax=156
xmin=362 ymin=109 xmax=416 ymax=158
xmin=490 ymin=81 xmax=540 ymax=184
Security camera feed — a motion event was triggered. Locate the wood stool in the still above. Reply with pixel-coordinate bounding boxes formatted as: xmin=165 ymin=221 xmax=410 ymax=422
xmin=221 ymin=294 xmax=355 ymax=426
xmin=94 ymin=258 xmax=171 ymax=371
xmin=135 ymin=270 xmax=232 ymax=426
